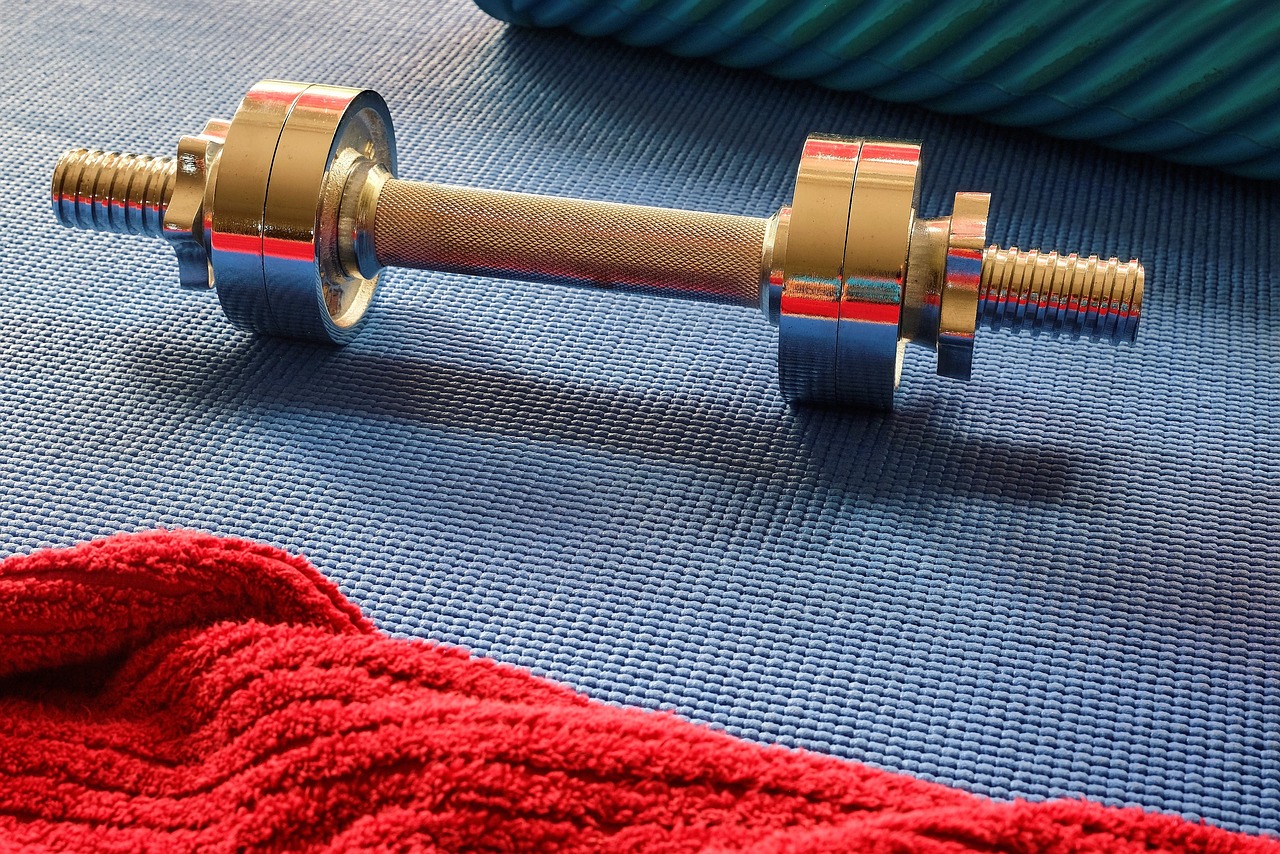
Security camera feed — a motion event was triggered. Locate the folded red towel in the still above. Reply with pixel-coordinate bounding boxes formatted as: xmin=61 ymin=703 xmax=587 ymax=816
xmin=0 ymin=530 xmax=1273 ymax=852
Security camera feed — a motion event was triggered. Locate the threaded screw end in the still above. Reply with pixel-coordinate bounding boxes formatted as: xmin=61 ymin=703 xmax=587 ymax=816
xmin=979 ymin=246 xmax=1143 ymax=343
xmin=51 ymin=148 xmax=177 ymax=237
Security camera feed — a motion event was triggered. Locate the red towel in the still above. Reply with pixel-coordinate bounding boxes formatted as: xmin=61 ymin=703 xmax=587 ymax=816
xmin=0 ymin=530 xmax=1273 ymax=853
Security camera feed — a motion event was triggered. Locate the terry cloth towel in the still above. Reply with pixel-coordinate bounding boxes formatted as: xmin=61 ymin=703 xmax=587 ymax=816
xmin=0 ymin=531 xmax=1274 ymax=853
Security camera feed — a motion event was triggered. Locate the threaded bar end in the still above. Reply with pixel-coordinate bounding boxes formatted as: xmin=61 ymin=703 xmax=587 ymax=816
xmin=979 ymin=247 xmax=1143 ymax=343
xmin=51 ymin=149 xmax=177 ymax=237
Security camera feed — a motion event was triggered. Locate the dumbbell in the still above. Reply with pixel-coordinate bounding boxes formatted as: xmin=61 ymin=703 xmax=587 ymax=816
xmin=52 ymin=81 xmax=1143 ymax=409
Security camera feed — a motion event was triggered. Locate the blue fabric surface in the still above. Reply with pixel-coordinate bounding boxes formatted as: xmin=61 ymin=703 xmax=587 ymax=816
xmin=2 ymin=0 xmax=1278 ymax=836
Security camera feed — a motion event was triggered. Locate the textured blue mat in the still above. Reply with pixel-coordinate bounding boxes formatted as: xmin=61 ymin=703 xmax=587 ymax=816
xmin=2 ymin=0 xmax=1277 ymax=836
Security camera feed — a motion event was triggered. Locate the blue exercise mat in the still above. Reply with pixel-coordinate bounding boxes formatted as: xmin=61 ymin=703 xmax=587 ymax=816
xmin=1 ymin=0 xmax=1277 ymax=836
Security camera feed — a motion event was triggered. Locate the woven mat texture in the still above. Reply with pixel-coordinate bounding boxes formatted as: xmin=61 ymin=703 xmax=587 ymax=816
xmin=1 ymin=0 xmax=1276 ymax=835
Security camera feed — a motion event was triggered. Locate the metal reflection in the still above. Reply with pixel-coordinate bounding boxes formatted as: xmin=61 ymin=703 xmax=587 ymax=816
xmin=776 ymin=136 xmax=861 ymax=405
xmin=50 ymin=80 xmax=1145 ymax=411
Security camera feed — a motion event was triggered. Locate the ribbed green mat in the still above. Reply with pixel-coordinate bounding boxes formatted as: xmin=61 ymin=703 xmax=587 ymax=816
xmin=476 ymin=0 xmax=1280 ymax=178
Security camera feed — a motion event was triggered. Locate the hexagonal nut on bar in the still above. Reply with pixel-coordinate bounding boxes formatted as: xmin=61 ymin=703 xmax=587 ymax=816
xmin=161 ymin=119 xmax=229 ymax=291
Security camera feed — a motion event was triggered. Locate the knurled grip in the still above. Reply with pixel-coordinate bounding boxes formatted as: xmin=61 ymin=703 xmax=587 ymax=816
xmin=372 ymin=179 xmax=768 ymax=306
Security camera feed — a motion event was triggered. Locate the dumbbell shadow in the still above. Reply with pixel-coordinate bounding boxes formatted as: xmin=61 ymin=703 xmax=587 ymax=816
xmin=142 ymin=326 xmax=1078 ymax=508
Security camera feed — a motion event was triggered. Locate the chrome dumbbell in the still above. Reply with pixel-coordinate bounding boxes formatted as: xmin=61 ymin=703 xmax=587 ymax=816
xmin=51 ymin=80 xmax=1143 ymax=410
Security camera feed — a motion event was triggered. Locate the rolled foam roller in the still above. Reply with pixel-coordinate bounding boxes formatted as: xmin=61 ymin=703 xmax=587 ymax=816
xmin=473 ymin=0 xmax=1280 ymax=178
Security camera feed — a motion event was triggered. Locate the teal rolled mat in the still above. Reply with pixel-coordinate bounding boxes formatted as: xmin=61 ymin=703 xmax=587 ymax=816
xmin=474 ymin=0 xmax=1280 ymax=179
